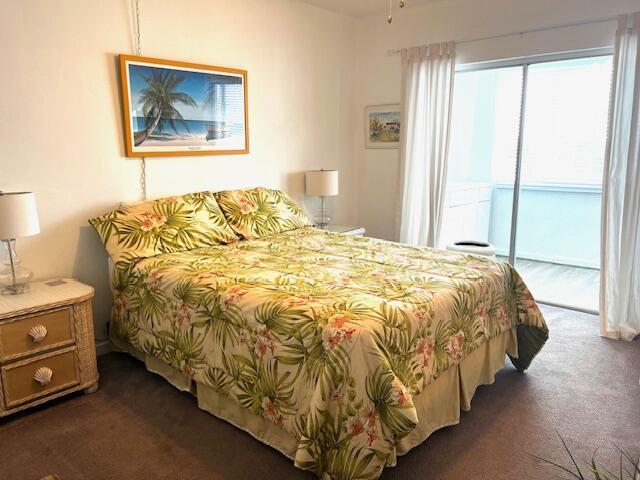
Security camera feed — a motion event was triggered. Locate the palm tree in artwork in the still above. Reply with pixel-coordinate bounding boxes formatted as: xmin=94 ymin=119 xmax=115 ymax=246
xmin=134 ymin=70 xmax=197 ymax=146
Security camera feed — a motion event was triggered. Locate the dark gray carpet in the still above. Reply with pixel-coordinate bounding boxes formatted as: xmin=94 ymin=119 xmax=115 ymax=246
xmin=1 ymin=305 xmax=638 ymax=479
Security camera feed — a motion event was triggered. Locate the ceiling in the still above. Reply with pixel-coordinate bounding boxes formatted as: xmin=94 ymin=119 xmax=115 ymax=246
xmin=300 ymin=0 xmax=436 ymax=17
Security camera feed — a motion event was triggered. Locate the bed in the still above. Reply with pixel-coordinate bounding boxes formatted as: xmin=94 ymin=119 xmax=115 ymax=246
xmin=90 ymin=188 xmax=548 ymax=480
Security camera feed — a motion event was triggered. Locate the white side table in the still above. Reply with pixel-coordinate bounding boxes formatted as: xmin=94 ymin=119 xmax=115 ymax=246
xmin=0 ymin=278 xmax=99 ymax=417
xmin=324 ymin=225 xmax=366 ymax=236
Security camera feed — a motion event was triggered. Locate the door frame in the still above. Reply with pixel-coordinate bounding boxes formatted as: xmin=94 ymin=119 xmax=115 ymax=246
xmin=454 ymin=46 xmax=613 ymax=314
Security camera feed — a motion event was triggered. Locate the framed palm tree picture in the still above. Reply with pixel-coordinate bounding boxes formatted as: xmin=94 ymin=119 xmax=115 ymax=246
xmin=119 ymin=55 xmax=249 ymax=157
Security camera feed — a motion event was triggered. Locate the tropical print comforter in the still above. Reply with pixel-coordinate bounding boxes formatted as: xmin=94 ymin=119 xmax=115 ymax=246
xmin=110 ymin=227 xmax=548 ymax=479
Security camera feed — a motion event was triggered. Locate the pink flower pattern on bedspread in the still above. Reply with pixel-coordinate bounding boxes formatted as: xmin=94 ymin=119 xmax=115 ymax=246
xmin=108 ymin=227 xmax=548 ymax=479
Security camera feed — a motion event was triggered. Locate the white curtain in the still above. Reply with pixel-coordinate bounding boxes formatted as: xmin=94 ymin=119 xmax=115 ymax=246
xmin=397 ymin=42 xmax=456 ymax=247
xmin=600 ymin=13 xmax=640 ymax=340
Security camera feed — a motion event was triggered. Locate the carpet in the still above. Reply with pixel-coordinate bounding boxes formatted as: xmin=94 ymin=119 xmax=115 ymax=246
xmin=0 ymin=305 xmax=638 ymax=479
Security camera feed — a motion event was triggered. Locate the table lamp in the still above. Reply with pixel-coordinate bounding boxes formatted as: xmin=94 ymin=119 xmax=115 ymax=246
xmin=0 ymin=192 xmax=40 ymax=295
xmin=305 ymin=169 xmax=339 ymax=229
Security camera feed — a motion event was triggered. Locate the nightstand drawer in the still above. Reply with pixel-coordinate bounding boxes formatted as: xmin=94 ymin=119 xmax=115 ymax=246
xmin=0 ymin=308 xmax=75 ymax=362
xmin=1 ymin=347 xmax=79 ymax=408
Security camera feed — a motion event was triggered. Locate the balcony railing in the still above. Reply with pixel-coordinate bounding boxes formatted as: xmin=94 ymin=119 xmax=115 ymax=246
xmin=440 ymin=182 xmax=602 ymax=269
xmin=440 ymin=181 xmax=601 ymax=311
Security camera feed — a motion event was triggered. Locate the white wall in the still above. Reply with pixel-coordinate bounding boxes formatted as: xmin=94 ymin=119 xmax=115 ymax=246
xmin=5 ymin=0 xmax=640 ymax=343
xmin=353 ymin=0 xmax=640 ymax=241
xmin=1 ymin=0 xmax=355 ymax=341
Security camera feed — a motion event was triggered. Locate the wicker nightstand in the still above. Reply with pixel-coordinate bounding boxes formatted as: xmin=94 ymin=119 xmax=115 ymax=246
xmin=0 ymin=279 xmax=99 ymax=417
xmin=324 ymin=225 xmax=366 ymax=236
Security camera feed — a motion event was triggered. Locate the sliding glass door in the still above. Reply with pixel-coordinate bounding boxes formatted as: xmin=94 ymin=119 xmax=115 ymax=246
xmin=441 ymin=52 xmax=613 ymax=313
xmin=514 ymin=56 xmax=612 ymax=312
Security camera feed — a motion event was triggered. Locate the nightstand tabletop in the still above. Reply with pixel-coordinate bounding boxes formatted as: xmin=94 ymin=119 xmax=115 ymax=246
xmin=323 ymin=225 xmax=366 ymax=235
xmin=0 ymin=279 xmax=94 ymax=319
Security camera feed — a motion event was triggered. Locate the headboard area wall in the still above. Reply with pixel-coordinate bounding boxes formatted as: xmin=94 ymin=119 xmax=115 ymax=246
xmin=1 ymin=0 xmax=357 ymax=342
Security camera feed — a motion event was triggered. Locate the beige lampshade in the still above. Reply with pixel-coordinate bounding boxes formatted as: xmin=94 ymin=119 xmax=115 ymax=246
xmin=305 ymin=170 xmax=339 ymax=197
xmin=0 ymin=192 xmax=40 ymax=240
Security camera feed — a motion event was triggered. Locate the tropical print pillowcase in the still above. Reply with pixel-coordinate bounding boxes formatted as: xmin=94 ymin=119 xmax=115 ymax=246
xmin=214 ymin=187 xmax=312 ymax=239
xmin=89 ymin=192 xmax=239 ymax=264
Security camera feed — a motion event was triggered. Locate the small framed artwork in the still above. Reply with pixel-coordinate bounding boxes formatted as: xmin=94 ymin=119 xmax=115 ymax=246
xmin=365 ymin=104 xmax=401 ymax=149
xmin=119 ymin=55 xmax=249 ymax=157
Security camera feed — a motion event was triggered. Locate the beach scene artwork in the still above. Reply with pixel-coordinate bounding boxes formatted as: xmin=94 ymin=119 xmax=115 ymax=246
xmin=365 ymin=105 xmax=401 ymax=149
xmin=120 ymin=55 xmax=248 ymax=156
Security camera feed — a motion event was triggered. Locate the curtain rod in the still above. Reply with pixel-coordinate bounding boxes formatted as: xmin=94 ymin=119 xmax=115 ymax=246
xmin=387 ymin=14 xmax=619 ymax=56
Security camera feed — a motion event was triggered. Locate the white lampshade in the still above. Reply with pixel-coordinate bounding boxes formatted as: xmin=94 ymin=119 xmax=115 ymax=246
xmin=305 ymin=170 xmax=339 ymax=197
xmin=0 ymin=192 xmax=40 ymax=240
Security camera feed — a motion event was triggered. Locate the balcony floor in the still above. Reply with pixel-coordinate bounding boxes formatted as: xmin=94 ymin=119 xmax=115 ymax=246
xmin=507 ymin=258 xmax=600 ymax=312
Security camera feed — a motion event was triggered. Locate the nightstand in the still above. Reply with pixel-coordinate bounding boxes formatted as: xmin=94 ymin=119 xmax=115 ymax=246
xmin=324 ymin=225 xmax=366 ymax=236
xmin=0 ymin=278 xmax=99 ymax=417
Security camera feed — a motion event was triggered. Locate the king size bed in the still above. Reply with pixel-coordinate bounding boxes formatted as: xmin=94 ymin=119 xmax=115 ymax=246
xmin=90 ymin=188 xmax=548 ymax=480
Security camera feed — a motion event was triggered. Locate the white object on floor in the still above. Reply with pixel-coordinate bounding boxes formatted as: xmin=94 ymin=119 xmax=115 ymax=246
xmin=446 ymin=241 xmax=496 ymax=258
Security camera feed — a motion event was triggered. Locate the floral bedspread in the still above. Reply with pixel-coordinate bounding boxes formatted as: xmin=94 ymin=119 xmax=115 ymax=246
xmin=110 ymin=227 xmax=548 ymax=479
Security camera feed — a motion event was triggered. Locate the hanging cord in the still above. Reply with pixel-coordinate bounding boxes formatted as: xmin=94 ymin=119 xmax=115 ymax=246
xmin=101 ymin=0 xmax=146 ymax=344
xmin=387 ymin=1 xmax=406 ymax=24
xmin=139 ymin=157 xmax=147 ymax=200
xmin=133 ymin=0 xmax=147 ymax=200
xmin=134 ymin=0 xmax=142 ymax=56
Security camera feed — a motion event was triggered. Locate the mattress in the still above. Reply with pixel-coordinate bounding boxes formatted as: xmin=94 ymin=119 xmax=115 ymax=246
xmin=108 ymin=227 xmax=548 ymax=479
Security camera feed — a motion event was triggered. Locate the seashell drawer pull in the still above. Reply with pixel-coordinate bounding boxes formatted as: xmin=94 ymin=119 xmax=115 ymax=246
xmin=28 ymin=324 xmax=48 ymax=343
xmin=33 ymin=367 xmax=54 ymax=386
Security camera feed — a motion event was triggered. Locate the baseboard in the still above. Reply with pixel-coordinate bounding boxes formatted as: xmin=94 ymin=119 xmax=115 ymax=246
xmin=95 ymin=339 xmax=111 ymax=356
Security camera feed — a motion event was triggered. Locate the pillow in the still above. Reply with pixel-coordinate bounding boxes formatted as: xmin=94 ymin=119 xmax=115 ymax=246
xmin=89 ymin=191 xmax=239 ymax=264
xmin=214 ymin=187 xmax=312 ymax=239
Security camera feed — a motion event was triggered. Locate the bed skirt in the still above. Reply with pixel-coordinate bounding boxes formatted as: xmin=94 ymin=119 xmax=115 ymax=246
xmin=110 ymin=326 xmax=518 ymax=470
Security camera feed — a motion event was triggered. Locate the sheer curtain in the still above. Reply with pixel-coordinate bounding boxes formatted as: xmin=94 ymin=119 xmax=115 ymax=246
xmin=397 ymin=42 xmax=456 ymax=247
xmin=600 ymin=13 xmax=640 ymax=340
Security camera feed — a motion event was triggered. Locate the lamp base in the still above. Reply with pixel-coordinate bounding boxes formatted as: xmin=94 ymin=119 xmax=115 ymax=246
xmin=0 ymin=239 xmax=33 ymax=295
xmin=315 ymin=196 xmax=331 ymax=229
xmin=1 ymin=283 xmax=30 ymax=295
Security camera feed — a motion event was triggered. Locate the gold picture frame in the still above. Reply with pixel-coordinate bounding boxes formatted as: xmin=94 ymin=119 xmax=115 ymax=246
xmin=119 ymin=54 xmax=249 ymax=157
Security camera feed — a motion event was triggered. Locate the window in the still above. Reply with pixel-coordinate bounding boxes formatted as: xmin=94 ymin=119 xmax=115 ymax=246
xmin=520 ymin=56 xmax=612 ymax=186
xmin=441 ymin=53 xmax=613 ymax=312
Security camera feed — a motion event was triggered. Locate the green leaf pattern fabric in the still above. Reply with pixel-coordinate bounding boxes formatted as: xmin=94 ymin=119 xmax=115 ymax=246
xmin=109 ymin=227 xmax=547 ymax=479
xmin=214 ymin=187 xmax=312 ymax=239
xmin=89 ymin=192 xmax=239 ymax=264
